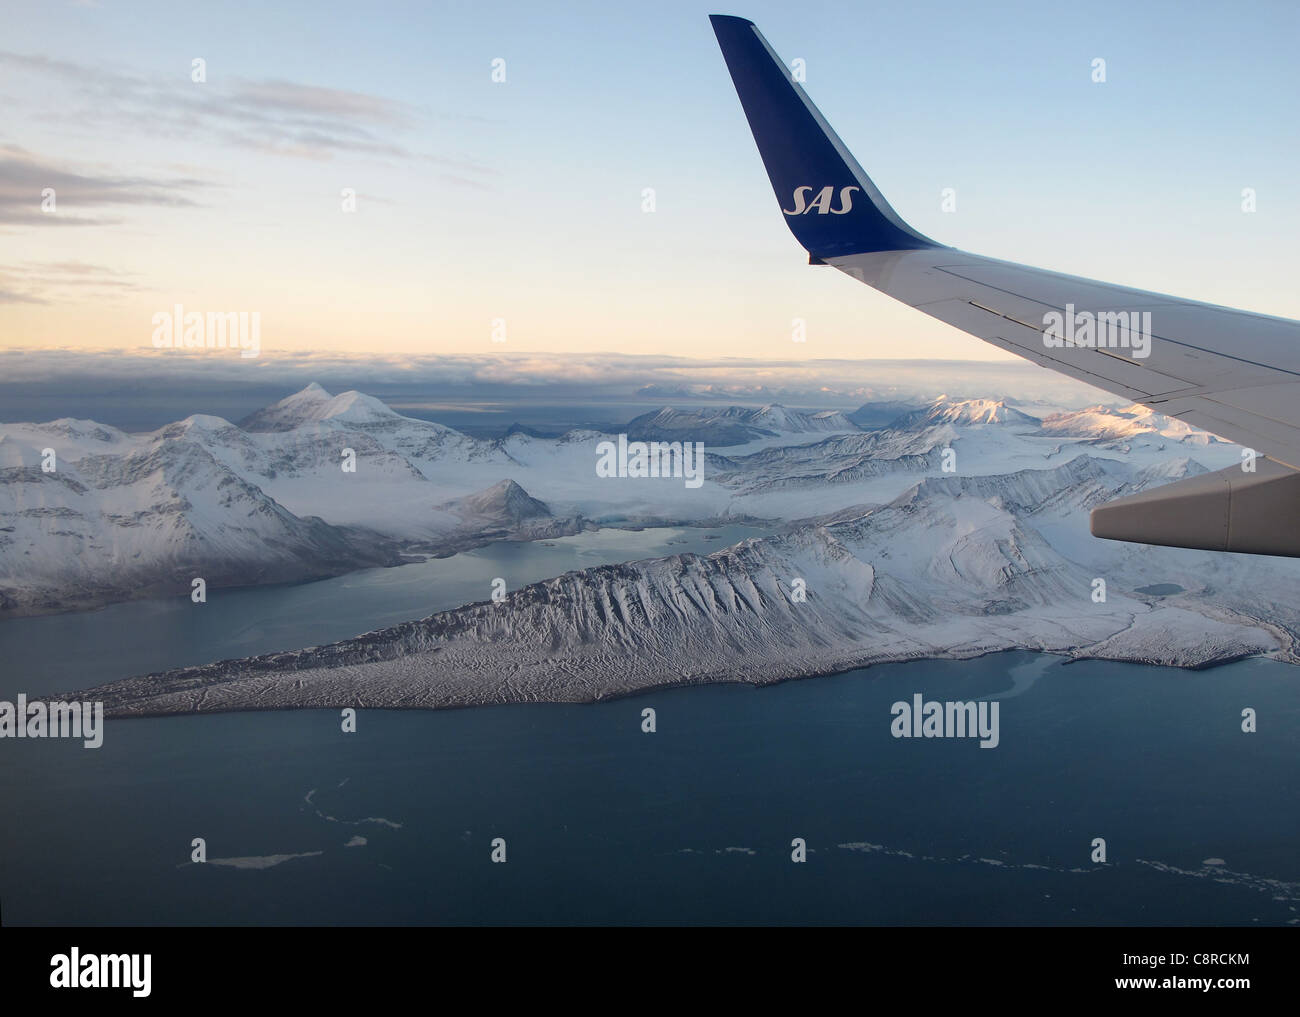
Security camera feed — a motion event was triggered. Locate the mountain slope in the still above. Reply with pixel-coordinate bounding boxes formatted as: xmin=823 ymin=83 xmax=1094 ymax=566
xmin=0 ymin=432 xmax=399 ymax=613
xmin=0 ymin=384 xmax=1257 ymax=617
xmin=78 ymin=455 xmax=1294 ymax=716
xmin=891 ymin=396 xmax=1041 ymax=429
xmin=626 ymin=404 xmax=861 ymax=445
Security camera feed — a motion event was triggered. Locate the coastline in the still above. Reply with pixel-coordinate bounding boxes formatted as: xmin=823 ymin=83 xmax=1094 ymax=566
xmin=75 ymin=624 xmax=1287 ymax=720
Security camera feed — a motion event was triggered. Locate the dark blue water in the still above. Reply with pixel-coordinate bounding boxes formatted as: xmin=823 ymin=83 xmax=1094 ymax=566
xmin=1 ymin=531 xmax=1298 ymax=925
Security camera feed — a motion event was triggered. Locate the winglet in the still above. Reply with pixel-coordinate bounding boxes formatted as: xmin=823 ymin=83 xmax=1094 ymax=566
xmin=710 ymin=14 xmax=939 ymax=258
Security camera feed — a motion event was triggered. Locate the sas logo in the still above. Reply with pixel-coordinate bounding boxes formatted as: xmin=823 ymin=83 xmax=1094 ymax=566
xmin=782 ymin=185 xmax=860 ymax=216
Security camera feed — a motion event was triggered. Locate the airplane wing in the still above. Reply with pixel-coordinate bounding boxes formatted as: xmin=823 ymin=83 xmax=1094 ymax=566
xmin=710 ymin=14 xmax=1300 ymax=557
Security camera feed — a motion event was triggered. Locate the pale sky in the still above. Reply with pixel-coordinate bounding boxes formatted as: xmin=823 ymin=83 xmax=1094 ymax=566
xmin=2 ymin=0 xmax=1298 ymax=366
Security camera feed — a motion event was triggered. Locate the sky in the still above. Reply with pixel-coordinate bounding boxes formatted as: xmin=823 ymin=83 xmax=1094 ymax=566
xmin=2 ymin=0 xmax=1298 ymax=371
xmin=0 ymin=346 xmax=1112 ymax=431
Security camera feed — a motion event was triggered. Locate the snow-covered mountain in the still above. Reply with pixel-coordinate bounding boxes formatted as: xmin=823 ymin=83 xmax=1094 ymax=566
xmin=238 ymin=382 xmax=395 ymax=431
xmin=1038 ymin=403 xmax=1218 ymax=445
xmin=0 ymin=383 xmax=1253 ymax=616
xmin=0 ymin=387 xmax=564 ymax=613
xmin=846 ymin=399 xmax=929 ymax=429
xmin=749 ymin=404 xmax=858 ymax=433
xmin=625 ymin=404 xmax=860 ymax=445
xmin=891 ymin=395 xmax=1042 ymax=429
xmin=435 ymin=479 xmax=583 ymax=543
xmin=0 ymin=425 xmax=400 ymax=614
xmin=80 ymin=452 xmax=1299 ymax=716
xmin=708 ymin=425 xmax=955 ymax=493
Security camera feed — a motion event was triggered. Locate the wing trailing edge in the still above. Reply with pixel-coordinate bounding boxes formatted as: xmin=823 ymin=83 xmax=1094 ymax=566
xmin=1090 ymin=458 xmax=1300 ymax=556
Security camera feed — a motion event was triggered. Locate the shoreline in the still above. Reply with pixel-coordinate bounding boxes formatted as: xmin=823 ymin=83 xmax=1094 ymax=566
xmin=80 ymin=643 xmax=1291 ymax=721
xmin=0 ymin=516 xmax=774 ymax=621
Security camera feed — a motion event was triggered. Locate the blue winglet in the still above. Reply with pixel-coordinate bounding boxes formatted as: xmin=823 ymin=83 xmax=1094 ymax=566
xmin=710 ymin=15 xmax=940 ymax=258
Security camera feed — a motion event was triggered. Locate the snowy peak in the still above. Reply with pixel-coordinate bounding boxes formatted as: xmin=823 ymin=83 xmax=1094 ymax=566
xmin=239 ymin=384 xmax=403 ymax=432
xmin=239 ymin=383 xmax=332 ymax=431
xmin=806 ymin=409 xmax=857 ymax=429
xmin=750 ymin=404 xmax=798 ymax=430
xmin=151 ymin=414 xmax=245 ymax=443
xmin=239 ymin=384 xmax=331 ymax=432
xmin=320 ymin=390 xmax=404 ymax=425
xmin=0 ymin=418 xmax=133 ymax=469
xmin=1039 ymin=404 xmax=1215 ymax=444
xmin=440 ymin=479 xmax=551 ymax=528
xmin=625 ymin=404 xmax=861 ymax=445
xmin=750 ymin=404 xmax=857 ymax=432
xmin=894 ymin=396 xmax=1041 ymax=429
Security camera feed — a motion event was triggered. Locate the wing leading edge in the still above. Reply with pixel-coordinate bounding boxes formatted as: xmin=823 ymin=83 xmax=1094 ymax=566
xmin=710 ymin=14 xmax=1300 ymax=557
